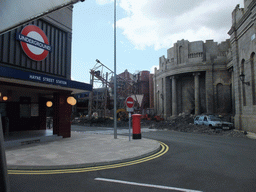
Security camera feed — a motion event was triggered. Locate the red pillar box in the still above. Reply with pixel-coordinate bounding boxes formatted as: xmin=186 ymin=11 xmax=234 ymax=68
xmin=132 ymin=114 xmax=142 ymax=139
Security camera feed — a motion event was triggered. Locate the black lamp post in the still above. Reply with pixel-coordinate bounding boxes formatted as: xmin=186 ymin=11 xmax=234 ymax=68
xmin=239 ymin=73 xmax=250 ymax=86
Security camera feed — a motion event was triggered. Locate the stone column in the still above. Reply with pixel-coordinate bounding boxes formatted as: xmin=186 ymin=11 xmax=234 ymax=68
xmin=171 ymin=76 xmax=177 ymax=116
xmin=229 ymin=67 xmax=235 ymax=115
xmin=163 ymin=76 xmax=171 ymax=119
xmin=154 ymin=68 xmax=158 ymax=115
xmin=193 ymin=73 xmax=200 ymax=115
xmin=157 ymin=90 xmax=160 ymax=115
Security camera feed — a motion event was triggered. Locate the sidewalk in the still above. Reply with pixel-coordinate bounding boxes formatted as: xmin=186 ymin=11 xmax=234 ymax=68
xmin=5 ymin=131 xmax=160 ymax=170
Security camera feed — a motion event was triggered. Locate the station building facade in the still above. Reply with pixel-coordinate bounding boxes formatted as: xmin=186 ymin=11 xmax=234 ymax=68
xmin=154 ymin=39 xmax=232 ymax=119
xmin=0 ymin=6 xmax=91 ymax=138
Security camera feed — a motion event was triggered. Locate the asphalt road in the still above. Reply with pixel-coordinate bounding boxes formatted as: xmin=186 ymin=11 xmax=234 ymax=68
xmin=9 ymin=127 xmax=256 ymax=192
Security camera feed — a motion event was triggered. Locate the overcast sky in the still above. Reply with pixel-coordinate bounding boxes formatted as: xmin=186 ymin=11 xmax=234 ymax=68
xmin=71 ymin=0 xmax=244 ymax=85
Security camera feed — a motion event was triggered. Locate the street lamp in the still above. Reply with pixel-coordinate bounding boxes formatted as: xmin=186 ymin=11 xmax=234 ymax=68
xmin=239 ymin=73 xmax=250 ymax=86
xmin=67 ymin=96 xmax=77 ymax=106
xmin=46 ymin=101 xmax=53 ymax=107
xmin=113 ymin=0 xmax=117 ymax=139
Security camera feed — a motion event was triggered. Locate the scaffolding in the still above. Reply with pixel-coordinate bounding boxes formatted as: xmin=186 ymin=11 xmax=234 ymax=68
xmin=88 ymin=59 xmax=113 ymax=119
xmin=88 ymin=60 xmax=136 ymax=120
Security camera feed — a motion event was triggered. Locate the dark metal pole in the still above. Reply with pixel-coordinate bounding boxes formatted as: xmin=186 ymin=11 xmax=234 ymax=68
xmin=129 ymin=112 xmax=131 ymax=141
xmin=0 ymin=115 xmax=10 ymax=192
xmin=114 ymin=0 xmax=117 ymax=139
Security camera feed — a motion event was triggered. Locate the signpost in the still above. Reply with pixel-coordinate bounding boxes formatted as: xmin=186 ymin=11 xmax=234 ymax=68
xmin=126 ymin=96 xmax=134 ymax=108
xmin=125 ymin=97 xmax=134 ymax=141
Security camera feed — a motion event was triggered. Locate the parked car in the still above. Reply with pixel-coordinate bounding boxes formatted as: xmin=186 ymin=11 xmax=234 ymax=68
xmin=194 ymin=115 xmax=233 ymax=130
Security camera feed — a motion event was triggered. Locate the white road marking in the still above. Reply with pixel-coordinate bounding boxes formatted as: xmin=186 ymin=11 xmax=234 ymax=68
xmin=95 ymin=178 xmax=203 ymax=192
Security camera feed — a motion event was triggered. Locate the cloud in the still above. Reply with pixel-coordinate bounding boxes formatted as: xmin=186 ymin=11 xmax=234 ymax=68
xmin=115 ymin=0 xmax=244 ymax=50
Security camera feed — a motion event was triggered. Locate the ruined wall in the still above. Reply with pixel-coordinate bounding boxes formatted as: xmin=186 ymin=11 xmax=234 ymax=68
xmin=228 ymin=0 xmax=256 ymax=132
xmin=154 ymin=39 xmax=231 ymax=118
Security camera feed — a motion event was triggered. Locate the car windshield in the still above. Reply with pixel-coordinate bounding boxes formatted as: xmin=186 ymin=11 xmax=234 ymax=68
xmin=209 ymin=116 xmax=221 ymax=121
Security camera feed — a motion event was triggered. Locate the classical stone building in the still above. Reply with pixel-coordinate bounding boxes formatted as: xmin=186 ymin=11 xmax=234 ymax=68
xmin=228 ymin=0 xmax=256 ymax=132
xmin=154 ymin=39 xmax=232 ymax=119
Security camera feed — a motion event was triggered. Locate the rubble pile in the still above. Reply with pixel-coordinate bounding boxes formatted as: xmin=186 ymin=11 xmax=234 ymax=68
xmin=72 ymin=114 xmax=247 ymax=138
xmin=146 ymin=114 xmax=247 ymax=138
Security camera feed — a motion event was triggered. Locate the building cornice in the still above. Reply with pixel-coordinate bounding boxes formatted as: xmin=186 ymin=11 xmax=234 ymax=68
xmin=155 ymin=62 xmax=228 ymax=80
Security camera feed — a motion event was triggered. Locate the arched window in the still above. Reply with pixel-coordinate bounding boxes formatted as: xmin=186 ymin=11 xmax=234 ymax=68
xmin=241 ymin=59 xmax=246 ymax=106
xmin=241 ymin=59 xmax=245 ymax=74
xmin=251 ymin=53 xmax=256 ymax=105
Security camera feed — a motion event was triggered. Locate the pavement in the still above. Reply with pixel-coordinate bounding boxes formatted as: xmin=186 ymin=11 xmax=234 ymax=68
xmin=5 ymin=131 xmax=160 ymax=170
xmin=5 ymin=128 xmax=256 ymax=171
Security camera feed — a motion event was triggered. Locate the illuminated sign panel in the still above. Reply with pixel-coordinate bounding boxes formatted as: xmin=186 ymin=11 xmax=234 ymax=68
xmin=16 ymin=25 xmax=52 ymax=61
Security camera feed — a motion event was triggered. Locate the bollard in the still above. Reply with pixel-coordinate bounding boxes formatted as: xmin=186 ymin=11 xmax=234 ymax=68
xmin=132 ymin=114 xmax=142 ymax=139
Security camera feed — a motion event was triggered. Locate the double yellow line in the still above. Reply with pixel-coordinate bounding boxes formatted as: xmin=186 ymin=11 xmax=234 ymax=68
xmin=8 ymin=141 xmax=169 ymax=175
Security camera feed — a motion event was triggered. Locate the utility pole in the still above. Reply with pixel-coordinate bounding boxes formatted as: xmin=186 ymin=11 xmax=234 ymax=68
xmin=113 ymin=0 xmax=117 ymax=139
xmin=104 ymin=73 xmax=108 ymax=118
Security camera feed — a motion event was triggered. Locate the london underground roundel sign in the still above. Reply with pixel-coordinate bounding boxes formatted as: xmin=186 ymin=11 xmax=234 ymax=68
xmin=17 ymin=25 xmax=52 ymax=61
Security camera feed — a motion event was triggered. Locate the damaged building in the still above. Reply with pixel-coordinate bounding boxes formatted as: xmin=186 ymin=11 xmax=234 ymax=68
xmin=154 ymin=0 xmax=256 ymax=134
xmin=228 ymin=0 xmax=256 ymax=132
xmin=154 ymin=39 xmax=232 ymax=119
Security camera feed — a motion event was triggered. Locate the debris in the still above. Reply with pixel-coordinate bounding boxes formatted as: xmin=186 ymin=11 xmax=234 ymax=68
xmin=72 ymin=115 xmax=247 ymax=138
